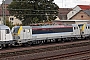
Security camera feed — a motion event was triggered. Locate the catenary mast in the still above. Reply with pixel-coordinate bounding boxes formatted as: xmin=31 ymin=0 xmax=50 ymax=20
xmin=2 ymin=0 xmax=6 ymax=25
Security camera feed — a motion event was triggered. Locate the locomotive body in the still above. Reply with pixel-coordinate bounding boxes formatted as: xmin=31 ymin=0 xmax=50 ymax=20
xmin=0 ymin=23 xmax=90 ymax=49
xmin=12 ymin=24 xmax=81 ymax=44
xmin=0 ymin=25 xmax=13 ymax=49
xmin=78 ymin=24 xmax=90 ymax=38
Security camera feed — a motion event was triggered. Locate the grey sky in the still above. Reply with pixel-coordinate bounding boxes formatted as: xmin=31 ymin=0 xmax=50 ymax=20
xmin=54 ymin=0 xmax=90 ymax=8
xmin=0 ymin=0 xmax=90 ymax=8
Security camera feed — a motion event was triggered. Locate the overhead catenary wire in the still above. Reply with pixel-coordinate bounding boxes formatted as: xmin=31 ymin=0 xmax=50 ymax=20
xmin=13 ymin=14 xmax=56 ymax=15
xmin=8 ymin=9 xmax=57 ymax=11
xmin=8 ymin=0 xmax=58 ymax=15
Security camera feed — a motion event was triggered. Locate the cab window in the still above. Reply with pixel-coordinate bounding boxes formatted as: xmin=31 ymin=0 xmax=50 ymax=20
xmin=6 ymin=29 xmax=9 ymax=34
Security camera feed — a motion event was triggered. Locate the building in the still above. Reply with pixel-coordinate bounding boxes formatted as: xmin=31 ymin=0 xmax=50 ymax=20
xmin=0 ymin=0 xmax=22 ymax=25
xmin=54 ymin=20 xmax=90 ymax=25
xmin=54 ymin=5 xmax=90 ymax=25
xmin=67 ymin=5 xmax=90 ymax=20
xmin=58 ymin=8 xmax=72 ymax=20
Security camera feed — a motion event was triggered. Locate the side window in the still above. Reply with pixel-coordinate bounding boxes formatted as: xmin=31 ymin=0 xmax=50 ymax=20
xmin=88 ymin=26 xmax=90 ymax=29
xmin=74 ymin=27 xmax=76 ymax=30
xmin=23 ymin=29 xmax=30 ymax=32
xmin=23 ymin=29 xmax=25 ymax=32
xmin=10 ymin=18 xmax=14 ymax=21
xmin=6 ymin=29 xmax=9 ymax=34
xmin=86 ymin=26 xmax=88 ymax=29
xmin=74 ymin=27 xmax=78 ymax=30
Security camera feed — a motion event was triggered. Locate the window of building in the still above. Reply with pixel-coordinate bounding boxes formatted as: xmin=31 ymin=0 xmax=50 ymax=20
xmin=81 ymin=15 xmax=83 ymax=18
xmin=10 ymin=18 xmax=14 ymax=21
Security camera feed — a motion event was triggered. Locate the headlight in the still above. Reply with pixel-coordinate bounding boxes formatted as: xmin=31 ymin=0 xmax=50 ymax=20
xmin=13 ymin=36 xmax=20 ymax=39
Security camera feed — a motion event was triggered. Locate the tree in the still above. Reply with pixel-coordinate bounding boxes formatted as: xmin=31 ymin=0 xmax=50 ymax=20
xmin=7 ymin=0 xmax=59 ymax=25
xmin=6 ymin=20 xmax=14 ymax=29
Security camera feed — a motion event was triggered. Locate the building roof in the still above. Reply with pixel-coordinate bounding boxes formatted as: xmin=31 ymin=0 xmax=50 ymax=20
xmin=58 ymin=8 xmax=72 ymax=14
xmin=77 ymin=5 xmax=90 ymax=10
xmin=55 ymin=16 xmax=60 ymax=20
xmin=67 ymin=5 xmax=90 ymax=20
xmin=58 ymin=8 xmax=72 ymax=20
xmin=69 ymin=10 xmax=90 ymax=19
xmin=84 ymin=10 xmax=90 ymax=16
xmin=5 ymin=0 xmax=12 ymax=4
xmin=59 ymin=20 xmax=90 ymax=22
xmin=69 ymin=10 xmax=90 ymax=20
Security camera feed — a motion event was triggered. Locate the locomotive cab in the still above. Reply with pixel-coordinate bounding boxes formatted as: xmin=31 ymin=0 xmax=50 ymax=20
xmin=78 ymin=24 xmax=90 ymax=38
xmin=12 ymin=26 xmax=32 ymax=44
xmin=0 ymin=25 xmax=13 ymax=49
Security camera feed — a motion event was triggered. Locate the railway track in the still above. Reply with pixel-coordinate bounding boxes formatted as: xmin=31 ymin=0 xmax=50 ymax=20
xmin=1 ymin=45 xmax=90 ymax=60
xmin=0 ymin=40 xmax=90 ymax=53
xmin=0 ymin=40 xmax=90 ymax=60
xmin=35 ymin=50 xmax=90 ymax=60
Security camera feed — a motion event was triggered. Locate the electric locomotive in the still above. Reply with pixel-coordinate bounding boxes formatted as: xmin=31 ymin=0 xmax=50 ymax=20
xmin=12 ymin=24 xmax=81 ymax=45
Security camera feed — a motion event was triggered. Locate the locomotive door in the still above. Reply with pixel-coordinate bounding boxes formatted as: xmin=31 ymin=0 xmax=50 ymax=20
xmin=78 ymin=24 xmax=84 ymax=35
xmin=5 ymin=29 xmax=10 ymax=41
xmin=23 ymin=29 xmax=31 ymax=39
xmin=1 ymin=29 xmax=6 ymax=41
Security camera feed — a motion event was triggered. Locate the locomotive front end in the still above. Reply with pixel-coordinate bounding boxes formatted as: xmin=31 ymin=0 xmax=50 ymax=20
xmin=12 ymin=26 xmax=32 ymax=44
xmin=12 ymin=26 xmax=21 ymax=40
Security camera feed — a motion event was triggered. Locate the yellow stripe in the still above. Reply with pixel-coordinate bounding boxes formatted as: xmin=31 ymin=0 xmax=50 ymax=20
xmin=82 ymin=24 xmax=85 ymax=31
xmin=18 ymin=26 xmax=22 ymax=35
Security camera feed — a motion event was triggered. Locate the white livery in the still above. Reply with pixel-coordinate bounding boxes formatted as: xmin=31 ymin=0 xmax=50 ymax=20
xmin=0 ymin=24 xmax=90 ymax=49
xmin=0 ymin=25 xmax=13 ymax=49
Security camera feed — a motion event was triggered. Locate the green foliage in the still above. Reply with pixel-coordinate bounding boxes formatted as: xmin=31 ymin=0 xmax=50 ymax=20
xmin=6 ymin=20 xmax=14 ymax=29
xmin=7 ymin=0 xmax=59 ymax=25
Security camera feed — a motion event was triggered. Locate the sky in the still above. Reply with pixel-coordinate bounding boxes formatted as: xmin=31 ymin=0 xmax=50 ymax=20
xmin=0 ymin=1 xmax=1 ymax=4
xmin=54 ymin=0 xmax=90 ymax=8
xmin=0 ymin=0 xmax=90 ymax=8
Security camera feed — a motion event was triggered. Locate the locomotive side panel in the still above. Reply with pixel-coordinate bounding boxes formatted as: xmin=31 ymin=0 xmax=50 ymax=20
xmin=32 ymin=27 xmax=74 ymax=40
xmin=81 ymin=24 xmax=90 ymax=38
xmin=12 ymin=26 xmax=32 ymax=43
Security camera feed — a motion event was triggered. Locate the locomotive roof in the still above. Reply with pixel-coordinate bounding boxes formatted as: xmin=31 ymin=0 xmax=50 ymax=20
xmin=86 ymin=24 xmax=90 ymax=26
xmin=31 ymin=25 xmax=72 ymax=29
xmin=0 ymin=25 xmax=10 ymax=29
xmin=12 ymin=26 xmax=32 ymax=29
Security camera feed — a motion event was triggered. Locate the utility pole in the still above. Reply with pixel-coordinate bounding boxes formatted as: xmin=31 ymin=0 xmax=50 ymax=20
xmin=2 ymin=0 xmax=5 ymax=25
